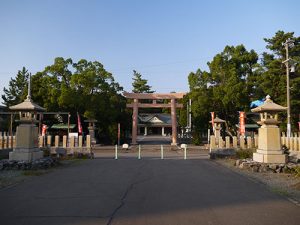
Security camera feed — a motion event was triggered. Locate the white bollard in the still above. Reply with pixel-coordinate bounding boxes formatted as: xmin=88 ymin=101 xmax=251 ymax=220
xmin=161 ymin=145 xmax=164 ymax=159
xmin=138 ymin=145 xmax=141 ymax=160
xmin=184 ymin=146 xmax=187 ymax=160
xmin=115 ymin=145 xmax=118 ymax=160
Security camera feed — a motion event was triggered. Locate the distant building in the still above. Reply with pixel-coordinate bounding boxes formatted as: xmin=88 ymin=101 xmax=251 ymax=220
xmin=138 ymin=113 xmax=174 ymax=136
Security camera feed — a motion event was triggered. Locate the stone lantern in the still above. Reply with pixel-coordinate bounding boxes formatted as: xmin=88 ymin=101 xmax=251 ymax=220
xmin=9 ymin=76 xmax=45 ymax=162
xmin=84 ymin=119 xmax=97 ymax=145
xmin=210 ymin=116 xmax=225 ymax=144
xmin=251 ymin=95 xmax=287 ymax=163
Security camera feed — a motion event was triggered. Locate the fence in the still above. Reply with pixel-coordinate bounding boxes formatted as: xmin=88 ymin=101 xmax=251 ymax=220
xmin=210 ymin=132 xmax=300 ymax=154
xmin=0 ymin=132 xmax=91 ymax=155
xmin=210 ymin=135 xmax=258 ymax=150
xmin=0 ymin=132 xmax=16 ymax=149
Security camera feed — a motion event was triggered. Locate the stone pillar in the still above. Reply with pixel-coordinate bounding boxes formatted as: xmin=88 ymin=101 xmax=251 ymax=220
xmin=225 ymin=136 xmax=230 ymax=148
xmin=254 ymin=135 xmax=258 ymax=148
xmin=39 ymin=136 xmax=43 ymax=147
xmin=70 ymin=136 xmax=75 ymax=148
xmin=210 ymin=136 xmax=216 ymax=149
xmin=78 ymin=135 xmax=83 ymax=148
xmin=8 ymin=136 xmax=12 ymax=148
xmin=144 ymin=126 xmax=148 ymax=136
xmin=13 ymin=136 xmax=16 ymax=148
xmin=247 ymin=136 xmax=252 ymax=149
xmin=132 ymin=98 xmax=138 ymax=145
xmin=290 ymin=137 xmax=294 ymax=151
xmin=232 ymin=136 xmax=237 ymax=148
xmin=219 ymin=138 xmax=224 ymax=148
xmin=281 ymin=136 xmax=285 ymax=146
xmin=63 ymin=135 xmax=67 ymax=148
xmin=55 ymin=135 xmax=59 ymax=147
xmin=86 ymin=135 xmax=91 ymax=148
xmin=298 ymin=138 xmax=300 ymax=152
xmin=162 ymin=127 xmax=165 ymax=136
xmin=293 ymin=137 xmax=298 ymax=151
xmin=240 ymin=136 xmax=245 ymax=149
xmin=171 ymin=98 xmax=177 ymax=145
xmin=47 ymin=135 xmax=52 ymax=147
xmin=0 ymin=136 xmax=3 ymax=149
xmin=285 ymin=137 xmax=290 ymax=149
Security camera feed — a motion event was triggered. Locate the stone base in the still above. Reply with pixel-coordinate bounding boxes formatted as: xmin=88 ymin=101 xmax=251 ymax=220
xmin=253 ymin=152 xmax=287 ymax=164
xmin=9 ymin=148 xmax=43 ymax=162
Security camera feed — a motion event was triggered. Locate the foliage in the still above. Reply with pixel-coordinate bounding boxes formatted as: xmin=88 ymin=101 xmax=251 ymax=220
xmin=2 ymin=67 xmax=29 ymax=106
xmin=235 ymin=149 xmax=255 ymax=159
xmin=2 ymin=57 xmax=130 ymax=144
xmin=186 ymin=31 xmax=300 ymax=139
xmin=132 ymin=70 xmax=154 ymax=93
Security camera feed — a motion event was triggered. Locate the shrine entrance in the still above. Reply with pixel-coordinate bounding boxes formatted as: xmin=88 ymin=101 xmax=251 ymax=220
xmin=124 ymin=92 xmax=186 ymax=145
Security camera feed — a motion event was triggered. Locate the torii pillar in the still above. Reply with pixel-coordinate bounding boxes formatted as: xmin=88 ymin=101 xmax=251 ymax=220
xmin=132 ymin=98 xmax=138 ymax=145
xmin=124 ymin=92 xmax=185 ymax=146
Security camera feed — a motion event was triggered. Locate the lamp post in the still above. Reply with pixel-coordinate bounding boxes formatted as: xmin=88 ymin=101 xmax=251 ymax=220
xmin=282 ymin=38 xmax=294 ymax=138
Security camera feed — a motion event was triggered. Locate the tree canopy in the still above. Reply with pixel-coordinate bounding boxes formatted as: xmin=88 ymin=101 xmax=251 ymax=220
xmin=132 ymin=70 xmax=154 ymax=93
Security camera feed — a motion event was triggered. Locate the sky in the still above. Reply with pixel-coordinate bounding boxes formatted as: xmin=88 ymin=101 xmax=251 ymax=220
xmin=0 ymin=0 xmax=299 ymax=105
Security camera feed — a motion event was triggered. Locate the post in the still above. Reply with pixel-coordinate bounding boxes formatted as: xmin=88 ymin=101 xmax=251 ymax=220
xmin=189 ymin=98 xmax=192 ymax=130
xmin=225 ymin=136 xmax=230 ymax=148
xmin=283 ymin=39 xmax=294 ymax=137
xmin=55 ymin=135 xmax=59 ymax=147
xmin=161 ymin=145 xmax=164 ymax=159
xmin=132 ymin=99 xmax=138 ymax=144
xmin=63 ymin=135 xmax=67 ymax=148
xmin=115 ymin=145 xmax=118 ymax=160
xmin=117 ymin=123 xmax=120 ymax=146
xmin=171 ymin=98 xmax=177 ymax=145
xmin=138 ymin=144 xmax=141 ymax=159
xmin=184 ymin=145 xmax=187 ymax=160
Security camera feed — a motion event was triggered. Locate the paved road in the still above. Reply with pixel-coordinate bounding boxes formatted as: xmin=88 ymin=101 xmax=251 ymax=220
xmin=1 ymin=152 xmax=299 ymax=225
xmin=137 ymin=135 xmax=171 ymax=145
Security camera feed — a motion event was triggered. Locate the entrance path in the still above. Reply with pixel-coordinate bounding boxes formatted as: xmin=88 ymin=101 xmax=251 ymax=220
xmin=1 ymin=153 xmax=299 ymax=225
xmin=137 ymin=135 xmax=171 ymax=145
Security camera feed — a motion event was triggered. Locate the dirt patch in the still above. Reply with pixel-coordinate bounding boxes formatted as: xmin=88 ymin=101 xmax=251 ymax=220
xmin=216 ymin=158 xmax=300 ymax=204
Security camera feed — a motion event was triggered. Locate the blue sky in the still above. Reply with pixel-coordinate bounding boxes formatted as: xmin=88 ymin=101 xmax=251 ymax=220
xmin=0 ymin=0 xmax=299 ymax=103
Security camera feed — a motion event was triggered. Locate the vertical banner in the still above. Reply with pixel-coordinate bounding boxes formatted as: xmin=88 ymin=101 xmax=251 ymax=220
xmin=77 ymin=112 xmax=82 ymax=135
xmin=210 ymin=112 xmax=215 ymax=127
xmin=239 ymin=112 xmax=246 ymax=136
xmin=42 ymin=124 xmax=47 ymax=136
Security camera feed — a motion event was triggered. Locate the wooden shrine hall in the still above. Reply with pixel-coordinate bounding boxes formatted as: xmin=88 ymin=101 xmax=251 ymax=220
xmin=124 ymin=92 xmax=186 ymax=145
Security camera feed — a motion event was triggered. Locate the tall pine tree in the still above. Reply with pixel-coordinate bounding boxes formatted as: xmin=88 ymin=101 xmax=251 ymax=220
xmin=2 ymin=67 xmax=29 ymax=107
xmin=132 ymin=70 xmax=154 ymax=93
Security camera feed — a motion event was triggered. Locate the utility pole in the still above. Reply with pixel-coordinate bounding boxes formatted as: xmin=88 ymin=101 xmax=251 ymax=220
xmin=282 ymin=38 xmax=294 ymax=138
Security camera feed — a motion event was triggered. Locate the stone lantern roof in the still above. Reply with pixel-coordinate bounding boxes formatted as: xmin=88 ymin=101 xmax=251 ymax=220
xmin=210 ymin=116 xmax=225 ymax=123
xmin=251 ymin=95 xmax=286 ymax=113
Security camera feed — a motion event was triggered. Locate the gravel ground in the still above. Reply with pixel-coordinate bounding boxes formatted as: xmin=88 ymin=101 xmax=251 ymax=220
xmin=216 ymin=158 xmax=300 ymax=205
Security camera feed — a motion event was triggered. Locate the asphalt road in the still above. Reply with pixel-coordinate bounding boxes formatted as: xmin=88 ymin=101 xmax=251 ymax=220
xmin=1 ymin=152 xmax=299 ymax=225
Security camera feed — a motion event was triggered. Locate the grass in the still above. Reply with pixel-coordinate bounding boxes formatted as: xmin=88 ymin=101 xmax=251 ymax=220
xmin=235 ymin=149 xmax=255 ymax=159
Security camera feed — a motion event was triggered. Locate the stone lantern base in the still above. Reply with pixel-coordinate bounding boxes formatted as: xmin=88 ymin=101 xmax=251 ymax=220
xmin=9 ymin=149 xmax=44 ymax=162
xmin=253 ymin=126 xmax=287 ymax=164
xmin=9 ymin=123 xmax=43 ymax=162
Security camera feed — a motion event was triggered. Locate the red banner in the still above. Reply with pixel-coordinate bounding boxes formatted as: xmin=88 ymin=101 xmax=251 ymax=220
xmin=211 ymin=112 xmax=215 ymax=127
xmin=239 ymin=112 xmax=246 ymax=135
xmin=77 ymin=112 xmax=82 ymax=135
xmin=42 ymin=124 xmax=47 ymax=136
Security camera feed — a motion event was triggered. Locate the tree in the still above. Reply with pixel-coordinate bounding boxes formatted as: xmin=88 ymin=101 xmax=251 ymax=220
xmin=132 ymin=70 xmax=154 ymax=93
xmin=2 ymin=67 xmax=30 ymax=107
xmin=256 ymin=31 xmax=300 ymax=130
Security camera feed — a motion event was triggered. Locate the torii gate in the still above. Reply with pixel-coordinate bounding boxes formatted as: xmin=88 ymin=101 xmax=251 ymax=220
xmin=124 ymin=92 xmax=186 ymax=145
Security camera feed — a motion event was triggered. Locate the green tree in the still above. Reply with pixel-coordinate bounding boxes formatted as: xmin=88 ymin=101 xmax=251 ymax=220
xmin=2 ymin=67 xmax=29 ymax=107
xmin=132 ymin=70 xmax=154 ymax=93
xmin=256 ymin=31 xmax=300 ymax=130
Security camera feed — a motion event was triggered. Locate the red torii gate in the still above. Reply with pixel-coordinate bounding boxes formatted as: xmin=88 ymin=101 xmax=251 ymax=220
xmin=124 ymin=92 xmax=186 ymax=145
